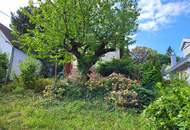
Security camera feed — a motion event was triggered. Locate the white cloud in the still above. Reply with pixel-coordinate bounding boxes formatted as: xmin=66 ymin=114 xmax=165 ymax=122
xmin=138 ymin=0 xmax=190 ymax=31
xmin=139 ymin=21 xmax=158 ymax=31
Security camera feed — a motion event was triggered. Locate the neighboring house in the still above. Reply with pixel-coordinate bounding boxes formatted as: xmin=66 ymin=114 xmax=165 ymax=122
xmin=0 ymin=23 xmax=28 ymax=77
xmin=101 ymin=49 xmax=120 ymax=62
xmin=166 ymin=38 xmax=190 ymax=82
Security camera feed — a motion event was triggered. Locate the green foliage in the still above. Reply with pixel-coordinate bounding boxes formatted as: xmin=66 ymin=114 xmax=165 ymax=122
xmin=13 ymin=86 xmax=24 ymax=94
xmin=133 ymin=87 xmax=156 ymax=107
xmin=54 ymin=80 xmax=87 ymax=99
xmin=144 ymin=80 xmax=190 ymax=130
xmin=19 ymin=57 xmax=41 ymax=88
xmin=18 ymin=0 xmax=139 ymax=77
xmin=11 ymin=6 xmax=35 ymax=38
xmin=0 ymin=84 xmax=13 ymax=93
xmin=10 ymin=76 xmax=53 ymax=94
xmin=140 ymin=59 xmax=162 ymax=86
xmin=0 ymin=92 xmax=154 ymax=130
xmin=97 ymin=57 xmax=137 ymax=79
xmin=33 ymin=78 xmax=53 ymax=93
xmin=131 ymin=47 xmax=163 ymax=86
xmin=157 ymin=53 xmax=170 ymax=65
xmin=0 ymin=52 xmax=8 ymax=82
xmin=97 ymin=46 xmax=170 ymax=88
xmin=42 ymin=75 xmax=87 ymax=99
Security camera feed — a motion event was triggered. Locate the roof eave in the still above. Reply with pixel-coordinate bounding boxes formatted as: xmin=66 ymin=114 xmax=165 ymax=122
xmin=180 ymin=38 xmax=190 ymax=50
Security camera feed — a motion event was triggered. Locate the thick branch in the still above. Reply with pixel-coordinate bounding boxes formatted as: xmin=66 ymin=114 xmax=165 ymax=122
xmin=95 ymin=40 xmax=116 ymax=57
xmin=63 ymin=41 xmax=81 ymax=59
xmin=96 ymin=47 xmax=116 ymax=57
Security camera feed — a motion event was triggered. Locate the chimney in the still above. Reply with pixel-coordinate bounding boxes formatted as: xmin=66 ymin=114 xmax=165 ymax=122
xmin=171 ymin=53 xmax=176 ymax=67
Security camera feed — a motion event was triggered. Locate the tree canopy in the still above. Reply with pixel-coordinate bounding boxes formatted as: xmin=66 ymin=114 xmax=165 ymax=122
xmin=130 ymin=46 xmax=171 ymax=85
xmin=11 ymin=6 xmax=35 ymax=36
xmin=131 ymin=46 xmax=170 ymax=65
xmin=17 ymin=0 xmax=139 ymax=78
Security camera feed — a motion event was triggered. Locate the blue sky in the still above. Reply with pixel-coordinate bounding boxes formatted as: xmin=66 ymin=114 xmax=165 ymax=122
xmin=136 ymin=15 xmax=190 ymax=56
xmin=136 ymin=0 xmax=190 ymax=56
xmin=0 ymin=0 xmax=190 ymax=56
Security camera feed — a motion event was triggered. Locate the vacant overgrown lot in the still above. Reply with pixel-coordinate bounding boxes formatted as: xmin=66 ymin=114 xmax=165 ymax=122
xmin=0 ymin=91 xmax=154 ymax=130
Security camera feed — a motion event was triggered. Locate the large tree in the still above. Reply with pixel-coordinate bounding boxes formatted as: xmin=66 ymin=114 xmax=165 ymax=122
xmin=18 ymin=0 xmax=139 ymax=79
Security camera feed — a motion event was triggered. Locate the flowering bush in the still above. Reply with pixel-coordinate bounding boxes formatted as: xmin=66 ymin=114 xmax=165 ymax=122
xmin=105 ymin=73 xmax=140 ymax=108
xmin=43 ymin=85 xmax=55 ymax=98
xmin=86 ymin=73 xmax=152 ymax=108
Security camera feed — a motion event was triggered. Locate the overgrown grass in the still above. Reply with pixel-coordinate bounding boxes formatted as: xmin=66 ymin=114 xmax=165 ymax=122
xmin=0 ymin=91 xmax=154 ymax=130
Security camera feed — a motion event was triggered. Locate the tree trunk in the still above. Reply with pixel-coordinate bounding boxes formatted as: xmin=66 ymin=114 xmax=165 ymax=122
xmin=77 ymin=59 xmax=90 ymax=81
xmin=54 ymin=62 xmax=58 ymax=86
xmin=120 ymin=47 xmax=124 ymax=58
xmin=77 ymin=57 xmax=98 ymax=81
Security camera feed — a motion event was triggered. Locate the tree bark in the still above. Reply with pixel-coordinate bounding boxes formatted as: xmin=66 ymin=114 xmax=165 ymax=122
xmin=54 ymin=62 xmax=58 ymax=86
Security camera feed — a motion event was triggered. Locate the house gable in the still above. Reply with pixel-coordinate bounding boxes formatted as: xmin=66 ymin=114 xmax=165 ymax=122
xmin=0 ymin=23 xmax=29 ymax=76
xmin=180 ymin=38 xmax=190 ymax=57
xmin=0 ymin=30 xmax=13 ymax=59
xmin=0 ymin=23 xmax=14 ymax=41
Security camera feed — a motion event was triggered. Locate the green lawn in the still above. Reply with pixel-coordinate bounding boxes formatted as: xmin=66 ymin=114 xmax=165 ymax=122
xmin=0 ymin=91 xmax=154 ymax=130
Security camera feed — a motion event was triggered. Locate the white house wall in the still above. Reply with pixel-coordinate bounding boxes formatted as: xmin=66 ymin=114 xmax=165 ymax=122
xmin=186 ymin=67 xmax=190 ymax=83
xmin=101 ymin=49 xmax=120 ymax=61
xmin=0 ymin=31 xmax=13 ymax=60
xmin=11 ymin=47 xmax=28 ymax=75
xmin=181 ymin=38 xmax=190 ymax=57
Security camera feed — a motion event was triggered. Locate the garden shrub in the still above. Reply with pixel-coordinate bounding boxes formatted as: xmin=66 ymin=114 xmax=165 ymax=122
xmin=1 ymin=75 xmax=23 ymax=93
xmin=98 ymin=55 xmax=163 ymax=87
xmin=13 ymin=86 xmax=25 ymax=94
xmin=47 ymin=79 xmax=88 ymax=99
xmin=0 ymin=52 xmax=8 ymax=83
xmin=0 ymin=84 xmax=13 ymax=93
xmin=133 ymin=87 xmax=156 ymax=106
xmin=144 ymin=80 xmax=190 ymax=130
xmin=19 ymin=57 xmax=41 ymax=88
xmin=58 ymin=80 xmax=86 ymax=99
xmin=86 ymin=73 xmax=154 ymax=108
xmin=33 ymin=78 xmax=53 ymax=93
xmin=105 ymin=73 xmax=140 ymax=108
xmin=138 ymin=59 xmax=162 ymax=86
xmin=86 ymin=71 xmax=111 ymax=98
xmin=42 ymin=72 xmax=87 ymax=99
xmin=47 ymin=72 xmax=156 ymax=108
xmin=97 ymin=57 xmax=137 ymax=79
